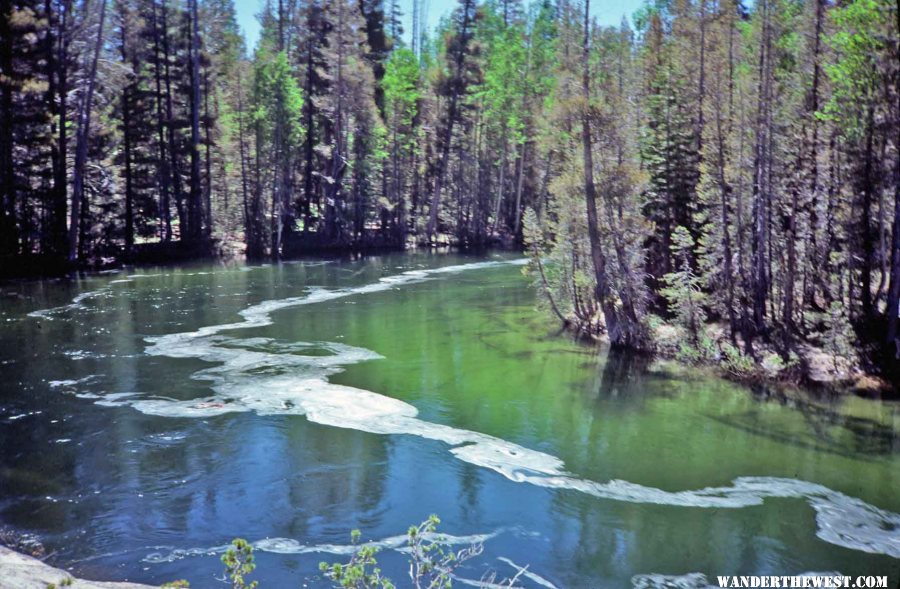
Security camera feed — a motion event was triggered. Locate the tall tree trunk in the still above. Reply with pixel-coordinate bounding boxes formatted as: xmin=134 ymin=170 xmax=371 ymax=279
xmin=885 ymin=0 xmax=900 ymax=353
xmin=186 ymin=0 xmax=203 ymax=244
xmin=161 ymin=0 xmax=185 ymax=235
xmin=236 ymin=70 xmax=252 ymax=252
xmin=69 ymin=0 xmax=108 ymax=262
xmin=713 ymin=63 xmax=737 ymax=344
xmin=56 ymin=0 xmax=72 ymax=253
xmin=250 ymin=103 xmax=265 ymax=258
xmin=512 ymin=140 xmax=526 ymax=237
xmin=271 ymin=0 xmax=286 ymax=257
xmin=581 ymin=0 xmax=622 ymax=344
xmin=491 ymin=126 xmax=508 ymax=234
xmin=121 ymin=18 xmax=134 ymax=256
xmin=0 ymin=0 xmax=17 ymax=256
xmin=323 ymin=0 xmax=347 ymax=244
xmin=803 ymin=0 xmax=825 ymax=307
xmin=203 ymin=67 xmax=212 ymax=241
xmin=750 ymin=0 xmax=772 ymax=337
xmin=426 ymin=0 xmax=473 ymax=241
xmin=302 ymin=11 xmax=316 ymax=236
xmin=150 ymin=0 xmax=171 ymax=241
xmin=859 ymin=101 xmax=876 ymax=321
xmin=888 ymin=159 xmax=900 ymax=353
xmin=783 ymin=154 xmax=800 ymax=345
xmin=696 ymin=0 xmax=706 ymax=155
xmin=45 ymin=0 xmax=68 ymax=258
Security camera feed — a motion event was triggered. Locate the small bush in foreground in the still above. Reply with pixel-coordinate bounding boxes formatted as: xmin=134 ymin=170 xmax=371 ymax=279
xmin=222 ymin=538 xmax=258 ymax=589
xmin=321 ymin=514 xmax=491 ymax=589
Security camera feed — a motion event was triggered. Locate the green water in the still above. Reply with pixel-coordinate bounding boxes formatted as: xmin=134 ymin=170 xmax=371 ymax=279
xmin=0 ymin=252 xmax=897 ymax=587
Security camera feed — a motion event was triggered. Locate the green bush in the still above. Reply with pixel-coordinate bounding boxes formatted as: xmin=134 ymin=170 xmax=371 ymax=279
xmin=321 ymin=515 xmax=488 ymax=589
xmin=222 ymin=538 xmax=258 ymax=589
xmin=720 ymin=342 xmax=756 ymax=376
xmin=319 ymin=528 xmax=395 ymax=589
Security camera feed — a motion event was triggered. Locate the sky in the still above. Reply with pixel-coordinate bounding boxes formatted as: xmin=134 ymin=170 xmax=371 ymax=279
xmin=233 ymin=0 xmax=645 ymax=54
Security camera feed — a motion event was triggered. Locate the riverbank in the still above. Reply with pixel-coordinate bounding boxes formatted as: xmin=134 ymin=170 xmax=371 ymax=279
xmin=0 ymin=231 xmax=517 ymax=280
xmin=641 ymin=319 xmax=894 ymax=397
xmin=563 ymin=313 xmax=895 ymax=397
xmin=0 ymin=547 xmax=157 ymax=589
xmin=5 ymin=246 xmax=892 ymax=398
xmin=0 ymin=241 xmax=219 ymax=280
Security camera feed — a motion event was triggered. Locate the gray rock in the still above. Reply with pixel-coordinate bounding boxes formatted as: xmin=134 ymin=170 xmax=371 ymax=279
xmin=0 ymin=547 xmax=157 ymax=589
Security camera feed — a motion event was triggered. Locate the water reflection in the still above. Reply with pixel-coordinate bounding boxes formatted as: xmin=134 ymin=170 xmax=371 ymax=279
xmin=707 ymin=386 xmax=898 ymax=459
xmin=1 ymin=253 xmax=898 ymax=587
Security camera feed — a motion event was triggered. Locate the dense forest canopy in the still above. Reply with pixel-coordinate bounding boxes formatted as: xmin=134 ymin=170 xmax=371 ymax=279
xmin=0 ymin=0 xmax=898 ymax=371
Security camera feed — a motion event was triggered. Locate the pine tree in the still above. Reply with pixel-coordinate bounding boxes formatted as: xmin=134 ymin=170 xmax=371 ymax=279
xmin=425 ymin=0 xmax=476 ymax=241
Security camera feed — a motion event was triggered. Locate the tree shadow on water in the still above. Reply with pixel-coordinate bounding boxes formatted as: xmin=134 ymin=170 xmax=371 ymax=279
xmin=588 ymin=347 xmax=670 ymax=408
xmin=705 ymin=387 xmax=899 ymax=460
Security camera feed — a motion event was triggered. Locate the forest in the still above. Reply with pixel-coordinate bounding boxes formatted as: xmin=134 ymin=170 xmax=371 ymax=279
xmin=0 ymin=0 xmax=898 ymax=378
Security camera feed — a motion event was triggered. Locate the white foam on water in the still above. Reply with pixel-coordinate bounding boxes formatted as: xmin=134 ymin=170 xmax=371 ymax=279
xmin=126 ymin=273 xmax=166 ymax=278
xmin=82 ymin=259 xmax=899 ymax=559
xmin=497 ymin=557 xmax=559 ymax=589
xmin=143 ymin=530 xmax=499 ymax=563
xmin=142 ymin=545 xmax=230 ymax=564
xmin=452 ymin=576 xmax=524 ymax=588
xmin=48 ymin=375 xmax=100 ymax=388
xmin=63 ymin=350 xmax=110 ymax=360
xmin=28 ymin=284 xmax=113 ymax=319
xmin=631 ymin=573 xmax=714 ymax=589
xmin=7 ymin=410 xmax=42 ymax=421
xmin=74 ymin=392 xmax=103 ymax=400
xmin=27 ymin=260 xmax=330 ymax=319
xmin=631 ymin=572 xmax=844 ymax=589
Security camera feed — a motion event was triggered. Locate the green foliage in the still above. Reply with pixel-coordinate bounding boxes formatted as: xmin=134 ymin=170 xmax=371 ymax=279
xmin=764 ymin=351 xmax=800 ymax=374
xmin=405 ymin=514 xmax=481 ymax=589
xmin=320 ymin=514 xmax=486 ymax=589
xmin=824 ymin=300 xmax=855 ymax=372
xmin=476 ymin=16 xmax=529 ymax=146
xmin=2 ymin=0 xmax=895 ymax=381
xmin=675 ymin=335 xmax=718 ymax=364
xmin=161 ymin=581 xmax=191 ymax=588
xmin=318 ymin=528 xmax=395 ymax=589
xmin=222 ymin=538 xmax=258 ymax=589
xmin=383 ymin=48 xmax=421 ymax=137
xmin=251 ymin=49 xmax=305 ymax=146
xmin=720 ymin=343 xmax=757 ymax=377
xmin=823 ymin=0 xmax=892 ymax=138
xmin=660 ymin=227 xmax=707 ymax=343
xmin=639 ymin=28 xmax=701 ymax=272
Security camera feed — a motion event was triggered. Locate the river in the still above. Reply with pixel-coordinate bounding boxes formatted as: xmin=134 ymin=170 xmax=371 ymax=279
xmin=0 ymin=252 xmax=898 ymax=587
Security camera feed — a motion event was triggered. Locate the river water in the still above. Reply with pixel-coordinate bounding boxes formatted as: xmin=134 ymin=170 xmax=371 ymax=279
xmin=0 ymin=252 xmax=898 ymax=587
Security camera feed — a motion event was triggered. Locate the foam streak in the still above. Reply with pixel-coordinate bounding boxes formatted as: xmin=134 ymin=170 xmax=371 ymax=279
xmin=86 ymin=259 xmax=899 ymax=559
xmin=143 ymin=530 xmax=500 ymax=563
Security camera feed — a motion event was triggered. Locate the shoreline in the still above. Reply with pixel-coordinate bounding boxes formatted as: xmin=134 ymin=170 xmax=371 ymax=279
xmin=0 ymin=547 xmax=157 ymax=589
xmin=0 ymin=235 xmax=515 ymax=281
xmin=577 ymin=320 xmax=896 ymax=399
xmin=6 ymin=247 xmax=892 ymax=398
